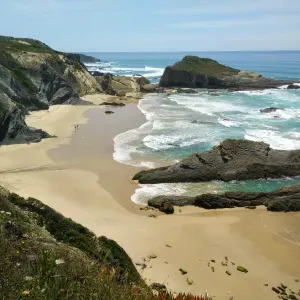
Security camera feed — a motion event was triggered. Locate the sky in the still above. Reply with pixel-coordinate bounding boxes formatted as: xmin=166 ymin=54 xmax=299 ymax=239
xmin=1 ymin=0 xmax=300 ymax=52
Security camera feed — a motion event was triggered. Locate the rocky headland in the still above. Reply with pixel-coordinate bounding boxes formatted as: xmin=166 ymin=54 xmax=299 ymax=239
xmin=159 ymin=56 xmax=298 ymax=90
xmin=133 ymin=139 xmax=300 ymax=184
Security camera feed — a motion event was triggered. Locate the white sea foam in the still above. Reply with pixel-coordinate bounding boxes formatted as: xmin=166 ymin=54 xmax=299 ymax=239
xmin=113 ymin=121 xmax=156 ymax=168
xmin=245 ymin=130 xmax=300 ymax=150
xmin=218 ymin=118 xmax=240 ymax=127
xmin=279 ymin=83 xmax=300 ymax=89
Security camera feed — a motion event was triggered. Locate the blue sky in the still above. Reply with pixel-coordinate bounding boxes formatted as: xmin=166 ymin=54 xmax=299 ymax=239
xmin=1 ymin=0 xmax=300 ymax=51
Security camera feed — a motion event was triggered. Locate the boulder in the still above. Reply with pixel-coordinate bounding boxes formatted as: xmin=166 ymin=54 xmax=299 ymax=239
xmin=260 ymin=107 xmax=284 ymax=113
xmin=159 ymin=56 xmax=298 ymax=90
xmin=148 ymin=197 xmax=175 ymax=214
xmin=133 ymin=139 xmax=300 ymax=184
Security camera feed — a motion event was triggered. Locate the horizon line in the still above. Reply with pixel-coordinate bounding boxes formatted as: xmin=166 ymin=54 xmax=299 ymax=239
xmin=77 ymin=50 xmax=300 ymax=53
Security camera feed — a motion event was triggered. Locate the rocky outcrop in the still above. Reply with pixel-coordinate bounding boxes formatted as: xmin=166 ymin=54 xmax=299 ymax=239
xmin=148 ymin=184 xmax=300 ymax=213
xmin=95 ymin=74 xmax=151 ymax=97
xmin=159 ymin=56 xmax=298 ymax=90
xmin=0 ymin=35 xmax=101 ymax=144
xmin=78 ymin=53 xmax=100 ymax=63
xmin=133 ymin=139 xmax=300 ymax=184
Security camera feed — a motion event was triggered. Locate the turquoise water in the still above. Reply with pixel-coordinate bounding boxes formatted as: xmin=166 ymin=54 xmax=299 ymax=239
xmin=84 ymin=51 xmax=300 ymax=204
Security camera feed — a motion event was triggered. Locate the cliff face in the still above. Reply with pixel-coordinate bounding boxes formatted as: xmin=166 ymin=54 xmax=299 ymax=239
xmin=0 ymin=36 xmax=102 ymax=144
xmin=159 ymin=56 xmax=297 ymax=89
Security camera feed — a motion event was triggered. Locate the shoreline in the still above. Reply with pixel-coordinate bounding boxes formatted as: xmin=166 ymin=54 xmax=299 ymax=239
xmin=0 ymin=95 xmax=299 ymax=299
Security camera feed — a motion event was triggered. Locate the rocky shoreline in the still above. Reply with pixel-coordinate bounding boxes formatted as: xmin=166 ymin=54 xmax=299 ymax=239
xmin=148 ymin=184 xmax=300 ymax=213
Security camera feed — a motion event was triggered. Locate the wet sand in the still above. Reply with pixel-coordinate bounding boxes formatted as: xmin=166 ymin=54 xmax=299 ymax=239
xmin=0 ymin=97 xmax=299 ymax=299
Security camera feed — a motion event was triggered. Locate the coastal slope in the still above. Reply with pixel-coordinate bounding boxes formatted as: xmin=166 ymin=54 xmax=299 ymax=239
xmin=159 ymin=56 xmax=298 ymax=89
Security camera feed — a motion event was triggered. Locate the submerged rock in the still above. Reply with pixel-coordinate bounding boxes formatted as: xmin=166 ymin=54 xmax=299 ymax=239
xmin=176 ymin=88 xmax=198 ymax=94
xmin=159 ymin=56 xmax=298 ymax=89
xmin=287 ymin=84 xmax=300 ymax=89
xmin=260 ymin=107 xmax=284 ymax=113
xmin=133 ymin=139 xmax=300 ymax=184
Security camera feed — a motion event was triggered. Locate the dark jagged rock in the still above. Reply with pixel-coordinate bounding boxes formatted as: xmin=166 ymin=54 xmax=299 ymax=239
xmin=148 ymin=184 xmax=300 ymax=212
xmin=92 ymin=71 xmax=105 ymax=76
xmin=159 ymin=56 xmax=298 ymax=90
xmin=287 ymin=84 xmax=300 ymax=89
xmin=260 ymin=107 xmax=284 ymax=113
xmin=100 ymin=102 xmax=125 ymax=107
xmin=133 ymin=139 xmax=300 ymax=184
xmin=105 ymin=110 xmax=114 ymax=114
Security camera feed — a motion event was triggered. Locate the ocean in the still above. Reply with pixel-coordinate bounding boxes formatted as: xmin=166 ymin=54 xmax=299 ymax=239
xmin=84 ymin=51 xmax=300 ymax=205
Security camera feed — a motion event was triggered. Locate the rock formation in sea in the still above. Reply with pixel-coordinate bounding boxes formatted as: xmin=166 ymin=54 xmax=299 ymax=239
xmin=133 ymin=139 xmax=300 ymax=183
xmin=148 ymin=184 xmax=300 ymax=213
xmin=159 ymin=56 xmax=298 ymax=90
xmin=0 ymin=35 xmax=102 ymax=144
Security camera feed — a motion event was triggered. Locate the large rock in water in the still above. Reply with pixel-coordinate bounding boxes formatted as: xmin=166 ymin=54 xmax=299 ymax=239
xmin=148 ymin=184 xmax=300 ymax=212
xmin=159 ymin=56 xmax=297 ymax=89
xmin=133 ymin=139 xmax=300 ymax=184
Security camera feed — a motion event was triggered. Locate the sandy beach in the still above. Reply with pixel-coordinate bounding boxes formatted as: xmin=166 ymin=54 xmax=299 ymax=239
xmin=0 ymin=94 xmax=299 ymax=299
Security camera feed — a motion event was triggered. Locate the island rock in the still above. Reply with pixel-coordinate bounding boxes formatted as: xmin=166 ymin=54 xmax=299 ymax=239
xmin=159 ymin=56 xmax=298 ymax=90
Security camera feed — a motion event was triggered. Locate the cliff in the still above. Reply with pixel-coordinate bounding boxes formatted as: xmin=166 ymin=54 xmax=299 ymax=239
xmin=159 ymin=56 xmax=297 ymax=90
xmin=0 ymin=35 xmax=101 ymax=144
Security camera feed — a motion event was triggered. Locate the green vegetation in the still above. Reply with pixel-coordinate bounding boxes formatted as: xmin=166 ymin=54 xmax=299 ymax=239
xmin=1 ymin=188 xmax=208 ymax=299
xmin=0 ymin=35 xmax=53 ymax=53
xmin=172 ymin=56 xmax=239 ymax=77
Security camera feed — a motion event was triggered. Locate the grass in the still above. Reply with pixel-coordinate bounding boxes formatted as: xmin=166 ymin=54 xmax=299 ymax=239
xmin=1 ymin=188 xmax=211 ymax=299
xmin=172 ymin=56 xmax=239 ymax=77
xmin=0 ymin=35 xmax=53 ymax=53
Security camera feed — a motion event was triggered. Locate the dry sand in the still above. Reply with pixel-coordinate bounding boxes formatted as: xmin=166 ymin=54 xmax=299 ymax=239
xmin=0 ymin=96 xmax=299 ymax=299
